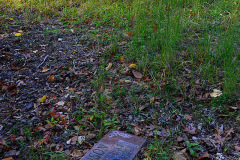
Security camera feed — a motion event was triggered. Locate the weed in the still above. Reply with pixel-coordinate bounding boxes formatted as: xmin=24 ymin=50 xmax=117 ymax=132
xmin=186 ymin=141 xmax=202 ymax=157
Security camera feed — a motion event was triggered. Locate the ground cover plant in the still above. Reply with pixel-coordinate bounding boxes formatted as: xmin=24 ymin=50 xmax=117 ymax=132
xmin=0 ymin=0 xmax=239 ymax=159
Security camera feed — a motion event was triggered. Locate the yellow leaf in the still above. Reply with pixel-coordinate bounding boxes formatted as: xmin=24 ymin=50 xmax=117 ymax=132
xmin=40 ymin=95 xmax=47 ymax=103
xmin=15 ymin=33 xmax=21 ymax=37
xmin=210 ymin=89 xmax=222 ymax=98
xmin=33 ymin=50 xmax=38 ymax=53
xmin=9 ymin=18 xmax=14 ymax=20
xmin=129 ymin=64 xmax=137 ymax=68
xmin=119 ymin=56 xmax=124 ymax=61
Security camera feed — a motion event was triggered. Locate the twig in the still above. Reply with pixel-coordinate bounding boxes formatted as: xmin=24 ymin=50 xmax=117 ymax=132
xmin=37 ymin=55 xmax=49 ymax=69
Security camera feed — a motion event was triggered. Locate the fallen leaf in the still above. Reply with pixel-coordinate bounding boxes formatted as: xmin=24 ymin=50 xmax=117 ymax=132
xmin=132 ymin=70 xmax=143 ymax=79
xmin=15 ymin=33 xmax=21 ymax=37
xmin=18 ymin=30 xmax=23 ymax=33
xmin=129 ymin=64 xmax=137 ymax=68
xmin=183 ymin=126 xmax=197 ymax=135
xmin=139 ymin=105 xmax=147 ymax=111
xmin=70 ymin=149 xmax=83 ymax=157
xmin=215 ymin=125 xmax=224 ymax=135
xmin=2 ymin=157 xmax=14 ymax=160
xmin=48 ymin=75 xmax=54 ymax=81
xmin=184 ymin=115 xmax=193 ymax=120
xmin=124 ymin=80 xmax=131 ymax=83
xmin=153 ymin=129 xmax=170 ymax=137
xmin=210 ymin=89 xmax=222 ymax=97
xmin=127 ymin=31 xmax=133 ymax=36
xmin=234 ymin=144 xmax=240 ymax=152
xmin=106 ymin=62 xmax=112 ymax=70
xmin=177 ymin=136 xmax=184 ymax=142
xmin=225 ymin=128 xmax=234 ymax=138
xmin=176 ymin=96 xmax=183 ymax=102
xmin=33 ymin=50 xmax=38 ymax=53
xmin=33 ymin=126 xmax=46 ymax=132
xmin=40 ymin=95 xmax=47 ymax=103
xmin=119 ymin=56 xmax=124 ymax=63
xmin=71 ymin=136 xmax=77 ymax=145
xmin=57 ymin=101 xmax=64 ymax=106
xmin=77 ymin=136 xmax=85 ymax=144
xmin=173 ymin=148 xmax=188 ymax=160
xmin=150 ymin=97 xmax=155 ymax=104
xmin=134 ymin=126 xmax=142 ymax=136
xmin=42 ymin=66 xmax=50 ymax=72
xmin=86 ymin=133 xmax=95 ymax=139
xmin=212 ymin=134 xmax=225 ymax=145
xmin=66 ymin=139 xmax=71 ymax=144
xmin=198 ymin=152 xmax=210 ymax=160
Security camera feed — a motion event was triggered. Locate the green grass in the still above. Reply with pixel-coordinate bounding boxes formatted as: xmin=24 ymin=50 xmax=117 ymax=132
xmin=0 ymin=0 xmax=239 ymax=159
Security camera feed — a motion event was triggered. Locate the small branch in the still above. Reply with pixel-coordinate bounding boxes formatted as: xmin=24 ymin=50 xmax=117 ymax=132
xmin=37 ymin=55 xmax=49 ymax=69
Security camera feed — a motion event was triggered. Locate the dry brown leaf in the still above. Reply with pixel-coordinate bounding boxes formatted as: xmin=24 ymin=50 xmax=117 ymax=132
xmin=198 ymin=152 xmax=210 ymax=160
xmin=153 ymin=129 xmax=170 ymax=137
xmin=127 ymin=31 xmax=133 ymax=36
xmin=139 ymin=105 xmax=147 ymax=111
xmin=225 ymin=128 xmax=234 ymax=138
xmin=70 ymin=149 xmax=83 ymax=157
xmin=134 ymin=126 xmax=142 ymax=136
xmin=183 ymin=126 xmax=197 ymax=135
xmin=2 ymin=157 xmax=14 ymax=160
xmin=176 ymin=96 xmax=183 ymax=102
xmin=215 ymin=125 xmax=224 ymax=135
xmin=71 ymin=136 xmax=77 ymax=145
xmin=33 ymin=126 xmax=46 ymax=132
xmin=212 ymin=134 xmax=225 ymax=145
xmin=150 ymin=97 xmax=155 ymax=104
xmin=86 ymin=133 xmax=96 ymax=139
xmin=184 ymin=115 xmax=193 ymax=120
xmin=42 ymin=66 xmax=50 ymax=72
xmin=234 ymin=144 xmax=240 ymax=152
xmin=177 ymin=136 xmax=185 ymax=142
xmin=173 ymin=148 xmax=188 ymax=160
xmin=48 ymin=75 xmax=54 ymax=81
xmin=132 ymin=70 xmax=143 ymax=79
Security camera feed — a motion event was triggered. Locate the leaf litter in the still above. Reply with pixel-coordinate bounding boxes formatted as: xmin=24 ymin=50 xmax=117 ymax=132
xmin=0 ymin=12 xmax=239 ymax=160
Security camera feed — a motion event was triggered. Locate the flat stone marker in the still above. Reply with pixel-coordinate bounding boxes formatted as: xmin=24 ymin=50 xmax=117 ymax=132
xmin=80 ymin=130 xmax=146 ymax=160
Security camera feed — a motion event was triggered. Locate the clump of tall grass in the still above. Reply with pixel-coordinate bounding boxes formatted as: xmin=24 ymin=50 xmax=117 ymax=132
xmin=1 ymin=0 xmax=239 ymax=94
